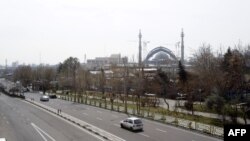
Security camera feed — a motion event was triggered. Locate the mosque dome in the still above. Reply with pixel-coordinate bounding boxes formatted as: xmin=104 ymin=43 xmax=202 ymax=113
xmin=152 ymin=52 xmax=170 ymax=61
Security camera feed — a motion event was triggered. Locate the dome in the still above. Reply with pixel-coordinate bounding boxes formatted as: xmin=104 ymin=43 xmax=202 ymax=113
xmin=152 ymin=52 xmax=170 ymax=61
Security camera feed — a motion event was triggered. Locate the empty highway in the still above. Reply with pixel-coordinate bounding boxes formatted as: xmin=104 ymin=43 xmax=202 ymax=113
xmin=0 ymin=93 xmax=105 ymax=141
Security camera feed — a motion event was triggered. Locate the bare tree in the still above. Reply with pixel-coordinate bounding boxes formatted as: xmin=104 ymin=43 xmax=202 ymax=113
xmin=190 ymin=44 xmax=221 ymax=97
xmin=13 ymin=65 xmax=32 ymax=87
xmin=99 ymin=68 xmax=107 ymax=107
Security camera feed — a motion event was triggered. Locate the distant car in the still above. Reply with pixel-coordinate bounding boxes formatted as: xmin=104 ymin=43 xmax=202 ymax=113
xmin=120 ymin=117 xmax=143 ymax=131
xmin=40 ymin=95 xmax=49 ymax=101
xmin=49 ymin=94 xmax=57 ymax=99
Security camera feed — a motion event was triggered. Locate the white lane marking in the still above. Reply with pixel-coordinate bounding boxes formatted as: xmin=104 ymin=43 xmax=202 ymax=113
xmin=31 ymin=122 xmax=56 ymax=141
xmin=96 ymin=117 xmax=103 ymax=121
xmin=32 ymin=124 xmax=47 ymax=141
xmin=113 ymin=124 xmax=120 ymax=127
xmin=28 ymin=105 xmax=106 ymax=141
xmin=97 ymin=111 xmax=102 ymax=113
xmin=139 ymin=133 xmax=150 ymax=138
xmin=22 ymin=99 xmax=124 ymax=141
xmin=156 ymin=128 xmax=167 ymax=133
xmin=82 ymin=113 xmax=89 ymax=116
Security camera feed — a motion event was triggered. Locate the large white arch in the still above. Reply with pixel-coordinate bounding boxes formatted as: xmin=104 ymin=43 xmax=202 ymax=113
xmin=144 ymin=46 xmax=177 ymax=64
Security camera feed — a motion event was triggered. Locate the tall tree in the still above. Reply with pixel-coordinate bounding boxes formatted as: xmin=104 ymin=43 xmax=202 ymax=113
xmin=178 ymin=61 xmax=196 ymax=114
xmin=221 ymin=49 xmax=245 ymax=100
xmin=221 ymin=48 xmax=233 ymax=73
xmin=178 ymin=61 xmax=187 ymax=84
xmin=153 ymin=68 xmax=171 ymax=110
xmin=41 ymin=66 xmax=55 ymax=94
xmin=59 ymin=57 xmax=80 ymax=102
xmin=13 ymin=65 xmax=32 ymax=87
xmin=190 ymin=44 xmax=222 ymax=98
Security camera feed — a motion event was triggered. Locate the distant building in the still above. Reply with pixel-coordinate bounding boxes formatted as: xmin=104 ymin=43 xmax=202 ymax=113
xmin=12 ymin=61 xmax=19 ymax=68
xmin=87 ymin=54 xmax=128 ymax=69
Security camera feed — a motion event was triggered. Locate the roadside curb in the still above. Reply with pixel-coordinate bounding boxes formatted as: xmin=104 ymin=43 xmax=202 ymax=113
xmin=24 ymin=98 xmax=125 ymax=141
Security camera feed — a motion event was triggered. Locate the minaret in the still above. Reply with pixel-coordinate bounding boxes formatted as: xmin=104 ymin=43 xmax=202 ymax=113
xmin=138 ymin=30 xmax=142 ymax=67
xmin=181 ymin=29 xmax=184 ymax=64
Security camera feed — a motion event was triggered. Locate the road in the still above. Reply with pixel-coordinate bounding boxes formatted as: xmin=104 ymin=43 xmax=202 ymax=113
xmin=0 ymin=93 xmax=104 ymax=141
xmin=25 ymin=92 xmax=222 ymax=141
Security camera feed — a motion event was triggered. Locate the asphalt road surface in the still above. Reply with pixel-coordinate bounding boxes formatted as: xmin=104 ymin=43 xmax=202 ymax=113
xmin=0 ymin=93 xmax=104 ymax=141
xmin=24 ymin=92 xmax=222 ymax=141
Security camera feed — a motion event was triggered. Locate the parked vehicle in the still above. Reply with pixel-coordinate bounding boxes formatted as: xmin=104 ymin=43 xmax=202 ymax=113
xmin=120 ymin=117 xmax=143 ymax=131
xmin=49 ymin=94 xmax=57 ymax=99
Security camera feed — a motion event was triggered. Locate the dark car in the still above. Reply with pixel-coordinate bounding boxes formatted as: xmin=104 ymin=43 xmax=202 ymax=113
xmin=49 ymin=94 xmax=57 ymax=99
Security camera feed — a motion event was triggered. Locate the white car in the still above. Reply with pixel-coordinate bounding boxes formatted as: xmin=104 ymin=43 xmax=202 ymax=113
xmin=40 ymin=95 xmax=49 ymax=101
xmin=0 ymin=138 xmax=7 ymax=141
xmin=120 ymin=117 xmax=143 ymax=131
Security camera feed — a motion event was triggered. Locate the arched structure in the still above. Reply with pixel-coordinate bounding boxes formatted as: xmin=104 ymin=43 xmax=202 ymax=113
xmin=144 ymin=46 xmax=178 ymax=65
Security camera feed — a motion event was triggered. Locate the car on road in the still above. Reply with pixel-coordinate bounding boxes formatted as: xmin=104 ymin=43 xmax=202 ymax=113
xmin=120 ymin=117 xmax=143 ymax=131
xmin=49 ymin=94 xmax=57 ymax=99
xmin=40 ymin=95 xmax=49 ymax=101
xmin=0 ymin=138 xmax=7 ymax=141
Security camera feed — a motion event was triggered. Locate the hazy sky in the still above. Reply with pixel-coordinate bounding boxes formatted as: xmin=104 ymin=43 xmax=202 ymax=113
xmin=1 ymin=0 xmax=250 ymax=65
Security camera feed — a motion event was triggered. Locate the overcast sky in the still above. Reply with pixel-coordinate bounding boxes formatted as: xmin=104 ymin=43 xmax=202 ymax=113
xmin=0 ymin=0 xmax=250 ymax=65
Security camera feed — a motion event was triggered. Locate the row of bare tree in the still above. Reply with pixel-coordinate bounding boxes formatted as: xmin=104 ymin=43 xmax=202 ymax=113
xmin=178 ymin=44 xmax=250 ymax=124
xmin=12 ymin=44 xmax=250 ymax=123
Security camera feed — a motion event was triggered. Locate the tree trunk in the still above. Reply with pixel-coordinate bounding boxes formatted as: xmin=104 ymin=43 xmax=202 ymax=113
xmin=163 ymin=98 xmax=170 ymax=110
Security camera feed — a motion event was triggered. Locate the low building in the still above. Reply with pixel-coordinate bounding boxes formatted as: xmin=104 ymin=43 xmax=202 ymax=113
xmin=87 ymin=54 xmax=128 ymax=70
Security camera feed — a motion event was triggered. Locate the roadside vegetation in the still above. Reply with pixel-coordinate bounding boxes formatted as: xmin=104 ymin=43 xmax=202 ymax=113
xmin=10 ymin=44 xmax=250 ymax=126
